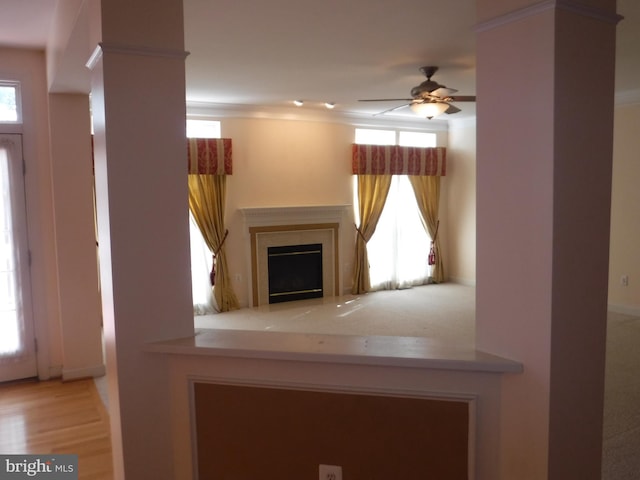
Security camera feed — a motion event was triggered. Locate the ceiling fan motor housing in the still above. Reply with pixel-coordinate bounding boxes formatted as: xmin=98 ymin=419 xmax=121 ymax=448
xmin=411 ymin=66 xmax=444 ymax=99
xmin=411 ymin=80 xmax=443 ymax=99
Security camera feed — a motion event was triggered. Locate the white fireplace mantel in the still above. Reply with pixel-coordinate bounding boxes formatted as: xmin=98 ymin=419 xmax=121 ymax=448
xmin=239 ymin=205 xmax=351 ymax=306
xmin=240 ymin=205 xmax=351 ymax=228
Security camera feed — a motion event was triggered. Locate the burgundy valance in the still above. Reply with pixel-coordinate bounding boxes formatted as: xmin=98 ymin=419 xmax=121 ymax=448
xmin=188 ymin=138 xmax=233 ymax=174
xmin=351 ymin=144 xmax=446 ymax=176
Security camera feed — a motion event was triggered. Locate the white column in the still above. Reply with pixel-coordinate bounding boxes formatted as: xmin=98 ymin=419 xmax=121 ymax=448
xmin=88 ymin=0 xmax=193 ymax=477
xmin=475 ymin=1 xmax=620 ymax=478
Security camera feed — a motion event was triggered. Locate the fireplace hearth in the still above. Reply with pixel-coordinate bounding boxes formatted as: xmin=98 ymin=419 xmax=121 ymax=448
xmin=267 ymin=243 xmax=323 ymax=304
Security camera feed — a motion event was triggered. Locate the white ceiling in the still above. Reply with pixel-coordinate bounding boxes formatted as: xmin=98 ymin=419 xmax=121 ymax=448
xmin=1 ymin=0 xmax=638 ymax=123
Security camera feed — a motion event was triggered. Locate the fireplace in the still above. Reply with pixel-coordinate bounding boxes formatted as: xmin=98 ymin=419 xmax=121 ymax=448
xmin=240 ymin=205 xmax=349 ymax=307
xmin=268 ymin=243 xmax=323 ymax=304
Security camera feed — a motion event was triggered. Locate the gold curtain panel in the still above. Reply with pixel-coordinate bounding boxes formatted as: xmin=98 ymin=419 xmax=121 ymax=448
xmin=352 ymin=144 xmax=446 ymax=176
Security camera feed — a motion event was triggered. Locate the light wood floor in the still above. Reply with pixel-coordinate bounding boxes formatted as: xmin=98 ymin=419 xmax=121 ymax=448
xmin=0 ymin=378 xmax=113 ymax=480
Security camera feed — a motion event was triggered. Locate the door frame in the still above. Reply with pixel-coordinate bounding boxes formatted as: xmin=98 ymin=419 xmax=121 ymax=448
xmin=0 ymin=133 xmax=38 ymax=382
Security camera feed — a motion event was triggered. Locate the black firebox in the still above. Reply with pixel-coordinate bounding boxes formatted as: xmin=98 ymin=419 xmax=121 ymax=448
xmin=267 ymin=243 xmax=323 ymax=304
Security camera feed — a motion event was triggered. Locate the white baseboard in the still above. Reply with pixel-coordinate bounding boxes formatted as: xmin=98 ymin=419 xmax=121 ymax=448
xmin=40 ymin=365 xmax=63 ymax=380
xmin=62 ymin=364 xmax=106 ymax=381
xmin=608 ymin=303 xmax=640 ymax=317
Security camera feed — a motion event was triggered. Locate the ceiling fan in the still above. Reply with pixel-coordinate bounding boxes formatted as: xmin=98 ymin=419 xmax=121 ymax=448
xmin=359 ymin=66 xmax=476 ymax=119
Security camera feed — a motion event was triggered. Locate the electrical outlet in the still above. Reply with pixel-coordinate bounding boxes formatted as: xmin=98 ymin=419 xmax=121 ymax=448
xmin=621 ymin=275 xmax=629 ymax=287
xmin=319 ymin=464 xmax=342 ymax=480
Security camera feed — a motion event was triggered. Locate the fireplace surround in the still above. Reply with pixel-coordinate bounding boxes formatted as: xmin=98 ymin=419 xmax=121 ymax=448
xmin=240 ymin=205 xmax=349 ymax=307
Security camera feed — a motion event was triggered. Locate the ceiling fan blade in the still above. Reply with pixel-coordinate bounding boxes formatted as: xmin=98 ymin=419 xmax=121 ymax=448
xmin=373 ymin=103 xmax=411 ymax=116
xmin=430 ymin=87 xmax=458 ymax=98
xmin=444 ymin=104 xmax=461 ymax=115
xmin=448 ymin=95 xmax=476 ymax=102
xmin=359 ymin=98 xmax=413 ymax=102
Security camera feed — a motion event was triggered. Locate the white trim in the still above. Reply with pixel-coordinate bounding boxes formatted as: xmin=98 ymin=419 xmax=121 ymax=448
xmin=241 ymin=205 xmax=348 ymax=306
xmin=45 ymin=365 xmax=63 ymax=380
xmin=240 ymin=204 xmax=349 ymax=228
xmin=147 ymin=329 xmax=524 ymax=373
xmin=85 ymin=45 xmax=103 ymax=70
xmin=476 ymin=0 xmax=623 ymax=33
xmin=86 ymin=42 xmax=189 ymax=70
xmin=188 ymin=374 xmax=478 ymax=404
xmin=0 ymin=80 xmax=22 ymax=124
xmin=253 ymin=227 xmax=336 ymax=306
xmin=188 ymin=380 xmax=200 ymax=480
xmin=0 ymin=123 xmax=22 ymax=134
xmin=608 ymin=303 xmax=640 ymax=317
xmin=62 ymin=363 xmax=106 ymax=381
xmin=186 ymin=100 xmax=450 ymax=132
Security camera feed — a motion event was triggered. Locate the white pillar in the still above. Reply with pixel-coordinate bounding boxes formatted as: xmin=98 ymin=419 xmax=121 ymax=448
xmin=475 ymin=1 xmax=620 ymax=478
xmin=88 ymin=0 xmax=193 ymax=477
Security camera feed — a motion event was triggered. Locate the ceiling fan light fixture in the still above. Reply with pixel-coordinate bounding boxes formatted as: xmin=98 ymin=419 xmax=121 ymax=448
xmin=410 ymin=101 xmax=449 ymax=119
xmin=293 ymin=100 xmax=304 ymax=106
xmin=325 ymin=102 xmax=335 ymax=109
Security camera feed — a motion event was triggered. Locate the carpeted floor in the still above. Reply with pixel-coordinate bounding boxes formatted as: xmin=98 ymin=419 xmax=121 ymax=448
xmin=96 ymin=283 xmax=639 ymax=478
xmin=602 ymin=310 xmax=640 ymax=479
xmin=195 ymin=283 xmax=476 ymax=345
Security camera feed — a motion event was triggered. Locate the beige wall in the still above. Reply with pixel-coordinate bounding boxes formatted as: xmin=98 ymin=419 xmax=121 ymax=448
xmin=446 ymin=118 xmax=477 ymax=285
xmin=214 ymin=115 xmax=451 ymax=306
xmin=48 ymin=93 xmax=104 ymax=380
xmin=7 ymin=45 xmax=635 ymax=381
xmin=0 ymin=47 xmax=62 ymax=378
xmin=609 ymin=102 xmax=640 ymax=314
xmin=1 ymin=48 xmax=105 ymax=381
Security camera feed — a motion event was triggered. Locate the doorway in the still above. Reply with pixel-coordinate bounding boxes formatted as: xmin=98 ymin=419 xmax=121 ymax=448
xmin=0 ymin=134 xmax=37 ymax=382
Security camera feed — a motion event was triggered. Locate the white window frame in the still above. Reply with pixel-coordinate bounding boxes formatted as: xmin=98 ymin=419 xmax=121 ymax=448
xmin=0 ymin=81 xmax=22 ymax=124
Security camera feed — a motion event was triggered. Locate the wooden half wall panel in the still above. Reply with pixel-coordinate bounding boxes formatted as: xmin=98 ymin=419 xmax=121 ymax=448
xmin=193 ymin=382 xmax=470 ymax=480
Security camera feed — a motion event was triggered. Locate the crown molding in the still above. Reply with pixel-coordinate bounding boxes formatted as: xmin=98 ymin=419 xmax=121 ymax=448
xmin=86 ymin=42 xmax=189 ymax=70
xmin=185 ymin=100 xmax=450 ymax=132
xmin=476 ymin=0 xmax=623 ymax=33
xmin=448 ymin=115 xmax=477 ymax=129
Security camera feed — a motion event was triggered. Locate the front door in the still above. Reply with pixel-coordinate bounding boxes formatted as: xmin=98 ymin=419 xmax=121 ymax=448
xmin=0 ymin=134 xmax=37 ymax=382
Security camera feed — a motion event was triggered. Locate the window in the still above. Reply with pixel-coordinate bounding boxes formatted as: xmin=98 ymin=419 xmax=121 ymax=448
xmin=0 ymin=81 xmax=21 ymax=123
xmin=354 ymin=128 xmax=436 ymax=290
xmin=187 ymin=119 xmax=221 ymax=314
xmin=187 ymin=119 xmax=220 ymax=138
xmin=354 ymin=128 xmax=435 ymax=147
xmin=399 ymin=131 xmax=435 ymax=148
xmin=354 ymin=128 xmax=396 ymax=146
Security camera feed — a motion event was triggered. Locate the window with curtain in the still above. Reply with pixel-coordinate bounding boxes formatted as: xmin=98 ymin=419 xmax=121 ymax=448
xmin=187 ymin=119 xmax=221 ymax=314
xmin=354 ymin=128 xmax=437 ymax=290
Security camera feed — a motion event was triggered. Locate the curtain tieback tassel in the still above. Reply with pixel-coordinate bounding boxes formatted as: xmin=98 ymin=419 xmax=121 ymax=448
xmin=428 ymin=220 xmax=440 ymax=266
xmin=210 ymin=229 xmax=229 ymax=286
xmin=355 ymin=225 xmax=367 ymax=242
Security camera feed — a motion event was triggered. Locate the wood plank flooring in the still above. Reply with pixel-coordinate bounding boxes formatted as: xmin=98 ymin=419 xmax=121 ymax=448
xmin=0 ymin=378 xmax=113 ymax=480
